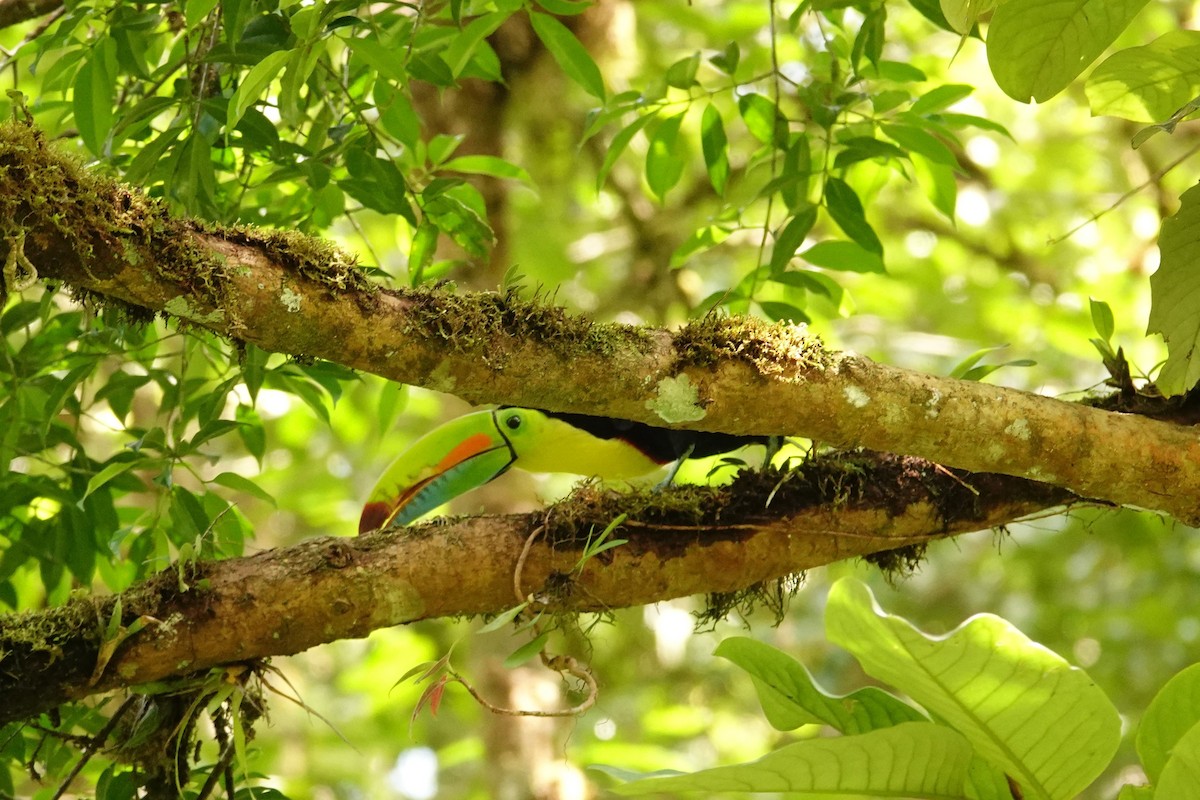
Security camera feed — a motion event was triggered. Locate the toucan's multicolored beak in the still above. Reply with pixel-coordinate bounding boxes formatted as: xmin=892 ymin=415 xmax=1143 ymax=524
xmin=359 ymin=410 xmax=516 ymax=533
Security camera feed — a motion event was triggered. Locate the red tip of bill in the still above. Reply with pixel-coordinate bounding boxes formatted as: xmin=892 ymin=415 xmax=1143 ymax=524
xmin=359 ymin=501 xmax=391 ymax=534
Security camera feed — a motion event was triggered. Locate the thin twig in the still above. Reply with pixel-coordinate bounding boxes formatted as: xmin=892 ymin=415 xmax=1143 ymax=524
xmin=49 ymin=696 xmax=138 ymax=800
xmin=448 ymin=653 xmax=598 ymax=718
xmin=513 ymin=523 xmax=545 ymax=603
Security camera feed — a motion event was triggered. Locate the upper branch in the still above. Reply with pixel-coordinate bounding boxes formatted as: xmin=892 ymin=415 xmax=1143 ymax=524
xmin=2 ymin=121 xmax=1198 ymax=521
xmin=0 ymin=0 xmax=59 ymax=32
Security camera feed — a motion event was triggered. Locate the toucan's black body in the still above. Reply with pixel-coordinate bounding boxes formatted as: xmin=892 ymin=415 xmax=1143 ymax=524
xmin=529 ymin=408 xmax=772 ymax=465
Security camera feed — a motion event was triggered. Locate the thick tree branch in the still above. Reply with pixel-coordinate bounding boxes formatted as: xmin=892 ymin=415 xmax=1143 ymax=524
xmin=0 ymin=455 xmax=1074 ymax=725
xmin=0 ymin=0 xmax=58 ymax=32
xmin=1 ymin=123 xmax=1196 ymax=521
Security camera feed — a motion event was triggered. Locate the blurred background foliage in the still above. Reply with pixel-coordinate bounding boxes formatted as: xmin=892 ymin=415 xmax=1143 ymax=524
xmin=1 ymin=0 xmax=1199 ymax=796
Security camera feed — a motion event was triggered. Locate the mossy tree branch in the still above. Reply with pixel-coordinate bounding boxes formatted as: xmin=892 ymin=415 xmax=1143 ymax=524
xmin=1 ymin=122 xmax=1197 ymax=522
xmin=0 ymin=455 xmax=1074 ymax=725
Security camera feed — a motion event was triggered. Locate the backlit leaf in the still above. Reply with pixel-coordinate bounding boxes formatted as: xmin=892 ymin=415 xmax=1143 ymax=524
xmin=596 ymin=722 xmax=971 ymax=796
xmin=827 ymin=578 xmax=1121 ymax=800
xmin=987 ymin=0 xmax=1150 ymax=103
xmin=1148 ymin=182 xmax=1200 ymax=395
xmin=1086 ymin=30 xmax=1200 ymax=123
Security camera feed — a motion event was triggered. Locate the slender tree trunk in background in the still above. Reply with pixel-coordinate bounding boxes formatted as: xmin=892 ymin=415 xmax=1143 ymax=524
xmin=411 ymin=2 xmax=625 ymax=284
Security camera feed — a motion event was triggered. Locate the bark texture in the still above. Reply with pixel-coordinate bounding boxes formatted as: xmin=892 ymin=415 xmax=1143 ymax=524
xmin=2 ymin=121 xmax=1198 ymax=521
xmin=0 ymin=456 xmax=1073 ymax=725
xmin=0 ymin=0 xmax=59 ymax=31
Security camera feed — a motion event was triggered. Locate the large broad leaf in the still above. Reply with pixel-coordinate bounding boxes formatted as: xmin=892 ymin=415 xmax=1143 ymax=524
xmin=714 ymin=637 xmax=926 ymax=734
xmin=1087 ymin=30 xmax=1200 ymax=122
xmin=1136 ymin=663 xmax=1200 ymax=782
xmin=594 ymin=721 xmax=971 ymax=796
xmin=987 ymin=0 xmax=1150 ymax=103
xmin=1148 ymin=183 xmax=1200 ymax=396
xmin=1157 ymin=720 xmax=1200 ymax=800
xmin=826 ymin=578 xmax=1120 ymax=800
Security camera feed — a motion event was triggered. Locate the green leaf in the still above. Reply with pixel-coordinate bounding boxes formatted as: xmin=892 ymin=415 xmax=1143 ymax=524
xmin=442 ymin=12 xmax=509 ymax=78
xmin=911 ymin=83 xmax=975 ymax=115
xmin=84 ymin=460 xmax=136 ymax=503
xmin=211 ymin=472 xmax=276 ymax=507
xmin=422 ymin=185 xmax=495 ymax=259
xmin=709 ymin=41 xmax=740 ymax=76
xmin=1136 ymin=663 xmax=1200 ymax=782
xmin=1157 ymin=720 xmax=1200 ymax=800
xmin=529 ymin=11 xmax=605 ymax=100
xmin=665 ymin=52 xmax=701 ymax=89
xmin=1131 ymin=95 xmax=1200 ymax=148
xmin=227 ymin=49 xmax=291 ymax=131
xmin=596 ymin=114 xmax=653 ymax=190
xmin=714 ymin=637 xmax=926 ymax=734
xmin=826 ymin=578 xmax=1121 ymax=800
xmin=534 ymin=0 xmax=593 ymax=15
xmin=645 ymin=113 xmax=685 ymax=201
xmin=347 ymin=35 xmax=409 ymax=84
xmin=906 ymin=0 xmax=960 ymax=32
xmin=758 ymin=301 xmax=809 ymax=324
xmin=913 ymin=156 xmax=958 ymax=220
xmin=670 ymin=224 xmax=731 ymax=269
xmin=441 ymin=155 xmax=532 ymax=184
xmin=186 ymin=0 xmax=220 ymax=27
xmin=824 ymin=177 xmax=883 ymax=255
xmin=737 ymin=93 xmax=787 ymax=147
xmin=699 ymin=103 xmax=729 ymax=195
xmin=1148 ymin=183 xmax=1200 ymax=396
xmin=881 ymin=121 xmax=957 ymax=165
xmin=987 ymin=0 xmax=1151 ymax=103
xmin=833 ymin=136 xmax=907 ymax=169
xmin=939 ymin=0 xmax=997 ymax=34
xmin=375 ymin=82 xmax=421 ymax=152
xmin=503 ymin=631 xmax=550 ymax=668
xmin=1090 ymin=297 xmax=1115 ymax=342
xmin=73 ymin=37 xmax=118 ymax=156
xmin=595 ymin=721 xmax=971 ymax=796
xmin=780 ymin=135 xmax=812 ymax=209
xmin=341 ymin=149 xmax=416 ymax=223
xmin=801 ymin=240 xmax=885 ymax=273
xmin=409 ymin=222 xmax=439 ymax=285
xmin=1086 ymin=30 xmax=1200 ymax=123
xmin=477 ymin=602 xmax=530 ymax=634
xmin=768 ymin=207 xmax=818 ymax=274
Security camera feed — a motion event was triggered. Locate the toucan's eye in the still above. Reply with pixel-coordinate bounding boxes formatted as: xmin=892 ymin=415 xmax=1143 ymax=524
xmin=505 ymin=414 xmax=522 ymax=430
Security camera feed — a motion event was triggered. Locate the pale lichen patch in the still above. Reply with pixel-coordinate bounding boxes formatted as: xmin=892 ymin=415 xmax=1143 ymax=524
xmin=1004 ymin=418 xmax=1031 ymax=441
xmin=280 ymin=287 xmax=302 ymax=312
xmin=925 ymin=389 xmax=942 ymax=419
xmin=843 ymin=385 xmax=870 ymax=408
xmin=646 ymin=374 xmax=707 ymax=423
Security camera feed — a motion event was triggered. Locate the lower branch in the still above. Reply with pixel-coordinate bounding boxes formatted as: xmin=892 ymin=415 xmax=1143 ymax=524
xmin=0 ymin=454 xmax=1074 ymax=725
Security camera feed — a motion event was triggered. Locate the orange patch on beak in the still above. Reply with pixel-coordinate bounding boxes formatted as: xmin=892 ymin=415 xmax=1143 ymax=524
xmin=436 ymin=432 xmax=499 ymax=471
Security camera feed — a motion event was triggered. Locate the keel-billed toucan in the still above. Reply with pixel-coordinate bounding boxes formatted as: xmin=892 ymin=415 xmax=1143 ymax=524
xmin=359 ymin=407 xmax=771 ymax=533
